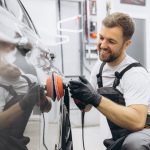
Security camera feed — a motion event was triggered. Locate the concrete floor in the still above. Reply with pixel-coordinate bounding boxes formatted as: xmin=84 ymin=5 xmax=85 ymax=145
xmin=24 ymin=114 xmax=111 ymax=150
xmin=72 ymin=126 xmax=106 ymax=150
xmin=25 ymin=122 xmax=106 ymax=150
xmin=24 ymin=100 xmax=112 ymax=150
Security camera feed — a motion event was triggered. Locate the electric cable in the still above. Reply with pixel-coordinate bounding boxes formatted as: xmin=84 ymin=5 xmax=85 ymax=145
xmin=42 ymin=113 xmax=49 ymax=150
xmin=81 ymin=111 xmax=85 ymax=150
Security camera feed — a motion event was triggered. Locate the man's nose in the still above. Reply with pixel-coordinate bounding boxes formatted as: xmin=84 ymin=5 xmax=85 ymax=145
xmin=100 ymin=40 xmax=108 ymax=49
xmin=97 ymin=40 xmax=108 ymax=50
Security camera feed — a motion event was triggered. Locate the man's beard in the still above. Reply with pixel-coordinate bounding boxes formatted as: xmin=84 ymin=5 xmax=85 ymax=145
xmin=99 ymin=45 xmax=124 ymax=63
xmin=99 ymin=53 xmax=118 ymax=62
xmin=98 ymin=48 xmax=119 ymax=62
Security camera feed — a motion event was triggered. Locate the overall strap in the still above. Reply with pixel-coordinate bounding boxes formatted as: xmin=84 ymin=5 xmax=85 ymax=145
xmin=21 ymin=75 xmax=32 ymax=86
xmin=96 ymin=62 xmax=106 ymax=88
xmin=0 ymin=84 xmax=17 ymax=96
xmin=0 ymin=75 xmax=32 ymax=96
xmin=113 ymin=62 xmax=142 ymax=88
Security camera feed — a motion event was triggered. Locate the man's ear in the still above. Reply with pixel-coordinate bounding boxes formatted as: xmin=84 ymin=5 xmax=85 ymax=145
xmin=124 ymin=39 xmax=132 ymax=49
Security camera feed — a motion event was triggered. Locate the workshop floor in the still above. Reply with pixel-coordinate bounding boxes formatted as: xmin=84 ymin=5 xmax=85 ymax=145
xmin=72 ymin=125 xmax=106 ymax=150
xmin=24 ymin=117 xmax=110 ymax=150
xmin=25 ymin=122 xmax=106 ymax=150
xmin=24 ymin=102 xmax=111 ymax=150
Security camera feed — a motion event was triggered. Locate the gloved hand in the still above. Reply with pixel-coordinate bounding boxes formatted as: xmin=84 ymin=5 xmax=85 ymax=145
xmin=73 ymin=98 xmax=87 ymax=110
xmin=19 ymin=83 xmax=40 ymax=111
xmin=69 ymin=76 xmax=102 ymax=108
xmin=72 ymin=76 xmax=90 ymax=110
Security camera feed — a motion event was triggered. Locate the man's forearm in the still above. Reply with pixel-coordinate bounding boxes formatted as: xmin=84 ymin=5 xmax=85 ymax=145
xmin=96 ymin=96 xmax=148 ymax=131
xmin=0 ymin=103 xmax=23 ymax=129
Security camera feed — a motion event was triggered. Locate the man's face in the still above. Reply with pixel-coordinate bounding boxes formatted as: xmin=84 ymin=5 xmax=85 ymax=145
xmin=97 ymin=26 xmax=130 ymax=65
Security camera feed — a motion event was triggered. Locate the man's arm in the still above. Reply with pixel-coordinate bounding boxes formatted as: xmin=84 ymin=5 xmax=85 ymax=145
xmin=69 ymin=76 xmax=149 ymax=131
xmin=0 ymin=103 xmax=23 ymax=129
xmin=97 ymin=96 xmax=148 ymax=131
xmin=0 ymin=83 xmax=40 ymax=129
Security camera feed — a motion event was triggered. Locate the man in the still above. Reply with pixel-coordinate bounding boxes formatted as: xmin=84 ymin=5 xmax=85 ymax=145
xmin=0 ymin=37 xmax=51 ymax=150
xmin=69 ymin=12 xmax=150 ymax=150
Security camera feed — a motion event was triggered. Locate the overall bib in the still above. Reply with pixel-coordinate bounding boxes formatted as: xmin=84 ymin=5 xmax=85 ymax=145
xmin=97 ymin=62 xmax=150 ymax=150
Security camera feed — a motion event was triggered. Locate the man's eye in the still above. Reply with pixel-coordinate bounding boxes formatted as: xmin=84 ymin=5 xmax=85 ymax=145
xmin=100 ymin=37 xmax=104 ymax=41
xmin=109 ymin=40 xmax=115 ymax=44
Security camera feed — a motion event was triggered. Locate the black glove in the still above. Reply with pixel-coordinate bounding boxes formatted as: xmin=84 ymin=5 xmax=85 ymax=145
xmin=19 ymin=83 xmax=40 ymax=111
xmin=72 ymin=76 xmax=89 ymax=110
xmin=73 ymin=98 xmax=87 ymax=110
xmin=69 ymin=76 xmax=102 ymax=108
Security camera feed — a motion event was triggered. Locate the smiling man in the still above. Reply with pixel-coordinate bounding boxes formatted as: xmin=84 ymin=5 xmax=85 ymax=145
xmin=69 ymin=12 xmax=150 ymax=150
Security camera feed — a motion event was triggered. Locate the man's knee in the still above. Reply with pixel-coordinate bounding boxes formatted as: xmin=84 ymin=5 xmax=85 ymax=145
xmin=121 ymin=133 xmax=147 ymax=150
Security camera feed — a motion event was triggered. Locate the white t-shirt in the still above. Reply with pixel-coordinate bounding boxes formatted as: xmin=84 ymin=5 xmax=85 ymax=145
xmin=90 ymin=54 xmax=150 ymax=114
xmin=0 ymin=74 xmax=38 ymax=112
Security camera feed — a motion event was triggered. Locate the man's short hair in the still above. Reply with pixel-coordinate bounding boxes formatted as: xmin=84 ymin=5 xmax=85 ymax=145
xmin=102 ymin=12 xmax=135 ymax=40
